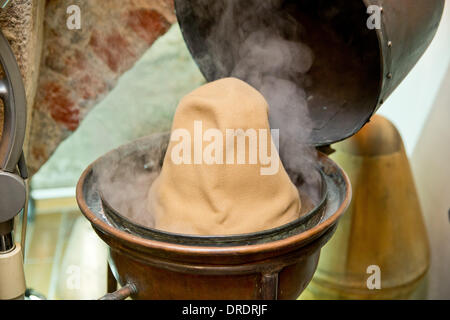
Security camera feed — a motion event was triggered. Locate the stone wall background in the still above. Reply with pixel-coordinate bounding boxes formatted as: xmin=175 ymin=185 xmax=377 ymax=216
xmin=32 ymin=24 xmax=205 ymax=189
xmin=0 ymin=0 xmax=45 ymax=148
xmin=0 ymin=0 xmax=176 ymax=175
xmin=29 ymin=0 xmax=176 ymax=175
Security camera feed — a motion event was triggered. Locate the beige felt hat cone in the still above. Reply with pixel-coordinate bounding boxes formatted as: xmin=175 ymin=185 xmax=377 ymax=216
xmin=301 ymin=115 xmax=430 ymax=300
xmin=147 ymin=78 xmax=301 ymax=236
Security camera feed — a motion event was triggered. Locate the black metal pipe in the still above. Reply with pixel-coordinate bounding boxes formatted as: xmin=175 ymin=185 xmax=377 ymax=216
xmin=0 ymin=219 xmax=14 ymax=252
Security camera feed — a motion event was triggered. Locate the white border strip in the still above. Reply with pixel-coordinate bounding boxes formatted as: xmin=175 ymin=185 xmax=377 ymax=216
xmin=31 ymin=187 xmax=76 ymax=200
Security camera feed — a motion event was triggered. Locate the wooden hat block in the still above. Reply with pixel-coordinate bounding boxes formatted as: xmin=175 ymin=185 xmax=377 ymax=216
xmin=301 ymin=115 xmax=429 ymax=300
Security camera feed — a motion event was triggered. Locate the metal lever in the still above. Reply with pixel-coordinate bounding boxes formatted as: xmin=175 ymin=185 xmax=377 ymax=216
xmin=17 ymin=151 xmax=29 ymax=257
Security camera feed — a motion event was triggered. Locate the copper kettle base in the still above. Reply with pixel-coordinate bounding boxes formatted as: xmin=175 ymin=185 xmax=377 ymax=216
xmin=76 ymin=132 xmax=351 ymax=299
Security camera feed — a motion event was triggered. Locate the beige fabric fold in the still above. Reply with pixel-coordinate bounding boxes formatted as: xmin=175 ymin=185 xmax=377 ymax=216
xmin=147 ymin=78 xmax=301 ymax=235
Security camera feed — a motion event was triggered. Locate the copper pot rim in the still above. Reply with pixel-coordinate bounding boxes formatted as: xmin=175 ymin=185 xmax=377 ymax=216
xmin=76 ymin=152 xmax=351 ymax=257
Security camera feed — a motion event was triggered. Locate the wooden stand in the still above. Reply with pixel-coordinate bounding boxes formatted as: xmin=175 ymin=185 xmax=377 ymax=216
xmin=301 ymin=115 xmax=430 ymax=300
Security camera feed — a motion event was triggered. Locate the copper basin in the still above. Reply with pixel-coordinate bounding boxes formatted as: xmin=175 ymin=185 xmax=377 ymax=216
xmin=76 ymin=133 xmax=351 ymax=300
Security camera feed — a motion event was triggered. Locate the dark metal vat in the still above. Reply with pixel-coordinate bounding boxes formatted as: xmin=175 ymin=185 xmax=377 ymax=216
xmin=175 ymin=0 xmax=445 ymax=146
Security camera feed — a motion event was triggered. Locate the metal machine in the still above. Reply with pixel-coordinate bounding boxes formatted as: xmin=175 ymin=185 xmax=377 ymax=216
xmin=0 ymin=28 xmax=29 ymax=300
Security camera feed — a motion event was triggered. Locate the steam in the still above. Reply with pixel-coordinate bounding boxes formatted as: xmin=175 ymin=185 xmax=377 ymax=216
xmin=94 ymin=0 xmax=324 ymax=230
xmin=93 ymin=134 xmax=169 ymax=229
xmin=205 ymin=0 xmax=321 ymax=199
